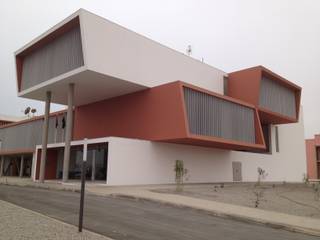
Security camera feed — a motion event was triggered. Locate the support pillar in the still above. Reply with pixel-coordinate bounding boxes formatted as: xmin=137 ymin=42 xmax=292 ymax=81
xmin=62 ymin=83 xmax=74 ymax=182
xmin=19 ymin=156 xmax=24 ymax=178
xmin=91 ymin=150 xmax=96 ymax=181
xmin=0 ymin=156 xmax=4 ymax=177
xmin=39 ymin=91 xmax=51 ymax=183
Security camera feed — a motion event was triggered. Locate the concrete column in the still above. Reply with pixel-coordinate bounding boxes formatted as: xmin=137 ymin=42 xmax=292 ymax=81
xmin=91 ymin=150 xmax=96 ymax=181
xmin=0 ymin=156 xmax=4 ymax=177
xmin=62 ymin=83 xmax=74 ymax=182
xmin=39 ymin=91 xmax=51 ymax=183
xmin=19 ymin=156 xmax=24 ymax=178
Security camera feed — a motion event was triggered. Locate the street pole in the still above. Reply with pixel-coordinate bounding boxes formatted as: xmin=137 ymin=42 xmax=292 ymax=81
xmin=79 ymin=138 xmax=88 ymax=232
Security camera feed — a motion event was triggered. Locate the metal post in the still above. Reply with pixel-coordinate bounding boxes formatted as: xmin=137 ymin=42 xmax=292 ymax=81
xmin=0 ymin=156 xmax=4 ymax=177
xmin=63 ymin=83 xmax=74 ymax=182
xmin=39 ymin=91 xmax=51 ymax=183
xmin=79 ymin=138 xmax=88 ymax=232
xmin=91 ymin=150 xmax=95 ymax=181
xmin=19 ymin=156 xmax=24 ymax=178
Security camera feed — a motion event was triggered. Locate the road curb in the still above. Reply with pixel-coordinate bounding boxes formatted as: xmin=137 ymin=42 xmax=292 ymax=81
xmin=0 ymin=180 xmax=80 ymax=193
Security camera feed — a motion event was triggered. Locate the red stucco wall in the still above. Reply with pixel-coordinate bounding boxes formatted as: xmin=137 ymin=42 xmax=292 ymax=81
xmin=73 ymin=81 xmax=188 ymax=141
xmin=305 ymin=139 xmax=318 ymax=179
xmin=35 ymin=148 xmax=58 ymax=180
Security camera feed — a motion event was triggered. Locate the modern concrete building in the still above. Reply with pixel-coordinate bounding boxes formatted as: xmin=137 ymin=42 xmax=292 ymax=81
xmin=306 ymin=135 xmax=320 ymax=180
xmin=0 ymin=9 xmax=306 ymax=184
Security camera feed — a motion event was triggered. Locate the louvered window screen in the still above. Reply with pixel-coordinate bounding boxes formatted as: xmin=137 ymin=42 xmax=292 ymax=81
xmin=259 ymin=77 xmax=296 ymax=118
xmin=184 ymin=87 xmax=256 ymax=143
xmin=21 ymin=26 xmax=84 ymax=91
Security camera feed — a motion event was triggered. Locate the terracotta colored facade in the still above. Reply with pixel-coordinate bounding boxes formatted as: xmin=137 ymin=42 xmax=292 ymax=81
xmin=305 ymin=135 xmax=320 ymax=180
xmin=0 ymin=120 xmax=13 ymax=127
xmin=73 ymin=81 xmax=266 ymax=151
xmin=74 ymin=81 xmax=187 ymax=142
xmin=227 ymin=66 xmax=301 ymax=124
xmin=35 ymin=148 xmax=58 ymax=180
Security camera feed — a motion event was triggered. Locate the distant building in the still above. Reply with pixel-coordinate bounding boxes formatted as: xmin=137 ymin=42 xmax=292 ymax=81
xmin=0 ymin=114 xmax=25 ymax=126
xmin=306 ymin=135 xmax=320 ymax=180
xmin=0 ymin=9 xmax=306 ymax=184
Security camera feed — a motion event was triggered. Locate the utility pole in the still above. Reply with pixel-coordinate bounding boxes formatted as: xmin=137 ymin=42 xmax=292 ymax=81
xmin=78 ymin=138 xmax=88 ymax=232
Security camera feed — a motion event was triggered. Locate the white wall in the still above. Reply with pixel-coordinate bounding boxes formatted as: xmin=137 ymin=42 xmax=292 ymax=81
xmin=80 ymin=9 xmax=225 ymax=94
xmin=107 ymin=111 xmax=306 ymax=185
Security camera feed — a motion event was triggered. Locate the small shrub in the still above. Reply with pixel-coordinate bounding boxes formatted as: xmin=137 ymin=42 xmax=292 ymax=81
xmin=256 ymin=167 xmax=268 ymax=186
xmin=174 ymin=160 xmax=188 ymax=192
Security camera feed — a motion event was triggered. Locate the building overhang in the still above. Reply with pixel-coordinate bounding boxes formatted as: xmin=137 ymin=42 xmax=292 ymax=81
xmin=227 ymin=66 xmax=301 ymax=125
xmin=14 ymin=9 xmax=225 ymax=107
xmin=15 ymin=10 xmax=148 ymax=106
xmin=17 ymin=68 xmax=147 ymax=106
xmin=0 ymin=149 xmax=34 ymax=156
xmin=160 ymin=136 xmax=265 ymax=151
xmin=176 ymin=82 xmax=266 ymax=151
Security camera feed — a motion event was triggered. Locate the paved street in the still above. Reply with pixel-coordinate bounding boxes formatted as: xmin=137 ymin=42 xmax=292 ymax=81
xmin=0 ymin=184 xmax=319 ymax=240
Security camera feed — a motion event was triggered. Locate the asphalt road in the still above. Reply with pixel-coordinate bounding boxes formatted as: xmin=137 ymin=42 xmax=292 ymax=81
xmin=0 ymin=185 xmax=319 ymax=240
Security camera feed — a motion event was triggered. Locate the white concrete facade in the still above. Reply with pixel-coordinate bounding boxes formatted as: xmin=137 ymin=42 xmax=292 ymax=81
xmin=106 ymin=111 xmax=306 ymax=185
xmin=17 ymin=9 xmax=225 ymax=106
xmin=30 ymin=111 xmax=306 ymax=185
xmin=81 ymin=10 xmax=225 ymax=94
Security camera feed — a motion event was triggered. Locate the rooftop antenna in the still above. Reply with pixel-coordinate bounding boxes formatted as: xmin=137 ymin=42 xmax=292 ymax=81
xmin=186 ymin=45 xmax=192 ymax=56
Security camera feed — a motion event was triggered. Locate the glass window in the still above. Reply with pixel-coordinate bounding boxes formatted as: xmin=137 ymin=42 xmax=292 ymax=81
xmin=55 ymin=143 xmax=108 ymax=181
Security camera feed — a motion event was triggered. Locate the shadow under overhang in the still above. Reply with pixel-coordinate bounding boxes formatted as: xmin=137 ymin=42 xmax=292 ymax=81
xmin=18 ymin=68 xmax=148 ymax=106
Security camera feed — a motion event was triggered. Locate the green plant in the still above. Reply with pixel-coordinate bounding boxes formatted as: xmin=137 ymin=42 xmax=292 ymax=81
xmin=303 ymin=173 xmax=309 ymax=184
xmin=174 ymin=160 xmax=188 ymax=192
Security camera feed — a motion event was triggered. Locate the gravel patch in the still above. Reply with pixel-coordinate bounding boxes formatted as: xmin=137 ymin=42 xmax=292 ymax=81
xmin=153 ymin=183 xmax=320 ymax=219
xmin=0 ymin=200 xmax=112 ymax=240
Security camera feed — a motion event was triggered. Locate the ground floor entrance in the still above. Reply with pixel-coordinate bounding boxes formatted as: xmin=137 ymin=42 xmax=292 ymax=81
xmin=35 ymin=142 xmax=108 ymax=182
xmin=1 ymin=154 xmax=32 ymax=177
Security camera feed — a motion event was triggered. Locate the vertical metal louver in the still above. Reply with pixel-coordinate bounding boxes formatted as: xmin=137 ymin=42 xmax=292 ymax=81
xmin=0 ymin=120 xmax=43 ymax=150
xmin=0 ymin=115 xmax=67 ymax=151
xmin=259 ymin=77 xmax=296 ymax=118
xmin=21 ymin=26 xmax=84 ymax=91
xmin=184 ymin=87 xmax=256 ymax=143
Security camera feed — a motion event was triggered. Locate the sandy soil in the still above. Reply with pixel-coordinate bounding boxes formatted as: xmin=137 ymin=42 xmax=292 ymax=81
xmin=154 ymin=183 xmax=320 ymax=219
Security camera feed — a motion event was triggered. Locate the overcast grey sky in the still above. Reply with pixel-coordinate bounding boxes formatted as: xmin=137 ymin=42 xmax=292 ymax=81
xmin=0 ymin=0 xmax=319 ymax=138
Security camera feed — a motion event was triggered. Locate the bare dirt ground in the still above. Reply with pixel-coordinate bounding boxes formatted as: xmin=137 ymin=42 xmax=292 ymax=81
xmin=153 ymin=183 xmax=320 ymax=219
